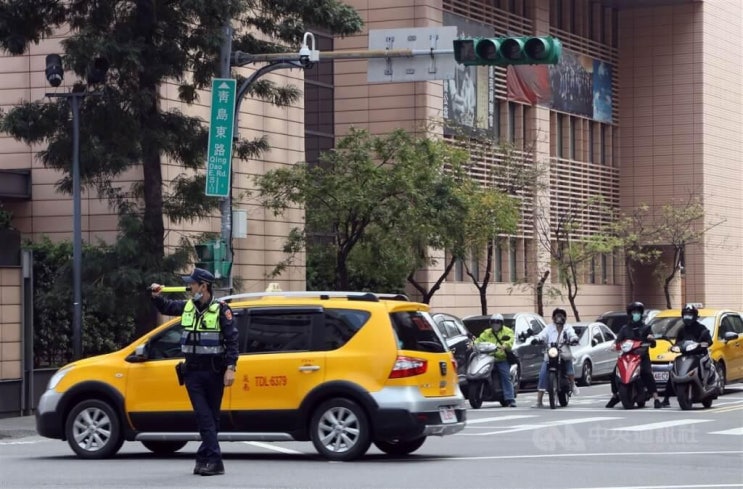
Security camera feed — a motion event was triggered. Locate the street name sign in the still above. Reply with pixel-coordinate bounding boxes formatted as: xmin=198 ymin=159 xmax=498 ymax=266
xmin=205 ymin=78 xmax=237 ymax=197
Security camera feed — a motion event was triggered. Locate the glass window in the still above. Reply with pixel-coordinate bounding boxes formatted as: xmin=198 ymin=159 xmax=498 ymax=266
xmin=147 ymin=323 xmax=185 ymax=360
xmin=390 ymin=312 xmax=446 ymax=353
xmin=321 ymin=309 xmax=369 ymax=351
xmin=244 ymin=309 xmax=314 ymax=353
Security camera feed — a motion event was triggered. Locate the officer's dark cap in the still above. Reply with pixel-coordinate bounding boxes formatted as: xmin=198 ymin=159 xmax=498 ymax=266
xmin=182 ymin=267 xmax=215 ymax=284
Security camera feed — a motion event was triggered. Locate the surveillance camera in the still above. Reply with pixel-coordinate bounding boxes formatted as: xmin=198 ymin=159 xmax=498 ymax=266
xmin=45 ymin=54 xmax=64 ymax=87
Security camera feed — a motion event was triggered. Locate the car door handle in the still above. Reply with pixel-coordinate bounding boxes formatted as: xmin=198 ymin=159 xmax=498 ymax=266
xmin=299 ymin=365 xmax=321 ymax=372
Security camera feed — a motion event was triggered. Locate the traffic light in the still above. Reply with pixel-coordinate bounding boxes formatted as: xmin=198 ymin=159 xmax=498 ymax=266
xmin=195 ymin=239 xmax=232 ymax=282
xmin=453 ymin=36 xmax=562 ymax=67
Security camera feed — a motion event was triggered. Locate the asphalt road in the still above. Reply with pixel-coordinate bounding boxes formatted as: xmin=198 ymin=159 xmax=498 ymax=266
xmin=1 ymin=382 xmax=742 ymax=489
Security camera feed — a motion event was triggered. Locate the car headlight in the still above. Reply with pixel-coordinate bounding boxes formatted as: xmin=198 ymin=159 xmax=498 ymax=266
xmin=47 ymin=367 xmax=71 ymax=390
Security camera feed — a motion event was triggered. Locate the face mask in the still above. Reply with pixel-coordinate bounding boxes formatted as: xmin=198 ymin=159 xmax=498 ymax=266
xmin=554 ymin=316 xmax=565 ymax=326
xmin=683 ymin=315 xmax=694 ymax=325
xmin=631 ymin=312 xmax=642 ymax=322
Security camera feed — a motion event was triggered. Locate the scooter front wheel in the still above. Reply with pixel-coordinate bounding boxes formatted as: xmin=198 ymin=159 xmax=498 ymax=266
xmin=548 ymin=372 xmax=558 ymax=409
xmin=468 ymin=382 xmax=484 ymax=409
xmin=676 ymin=383 xmax=693 ymax=410
xmin=618 ymin=384 xmax=634 ymax=409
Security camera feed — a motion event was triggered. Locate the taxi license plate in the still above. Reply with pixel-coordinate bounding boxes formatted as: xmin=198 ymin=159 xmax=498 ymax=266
xmin=439 ymin=407 xmax=457 ymax=424
xmin=654 ymin=371 xmax=669 ymax=382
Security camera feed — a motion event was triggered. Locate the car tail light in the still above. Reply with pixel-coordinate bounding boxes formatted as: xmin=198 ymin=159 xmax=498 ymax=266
xmin=389 ymin=356 xmax=428 ymax=378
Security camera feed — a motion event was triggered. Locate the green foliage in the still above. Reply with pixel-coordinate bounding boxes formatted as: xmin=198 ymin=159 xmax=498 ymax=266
xmin=0 ymin=0 xmax=363 ymax=265
xmin=256 ymin=128 xmax=471 ymax=292
xmin=28 ymin=209 xmax=192 ymax=367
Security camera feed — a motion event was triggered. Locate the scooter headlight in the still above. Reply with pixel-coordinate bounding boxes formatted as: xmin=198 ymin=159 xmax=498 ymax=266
xmin=548 ymin=347 xmax=559 ymax=358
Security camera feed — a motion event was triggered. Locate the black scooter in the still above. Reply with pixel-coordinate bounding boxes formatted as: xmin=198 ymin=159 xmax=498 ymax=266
xmin=670 ymin=340 xmax=721 ymax=410
xmin=465 ymin=338 xmax=512 ymax=409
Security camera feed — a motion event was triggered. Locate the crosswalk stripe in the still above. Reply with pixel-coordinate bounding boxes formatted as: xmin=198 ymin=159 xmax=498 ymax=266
xmin=468 ymin=416 xmax=621 ymax=436
xmin=610 ymin=419 xmax=712 ymax=431
xmin=466 ymin=415 xmax=537 ymax=424
xmin=709 ymin=427 xmax=743 ymax=435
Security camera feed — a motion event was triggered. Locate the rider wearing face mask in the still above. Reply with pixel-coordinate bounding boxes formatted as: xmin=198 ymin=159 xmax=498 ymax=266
xmin=606 ymin=301 xmax=664 ymax=409
xmin=530 ymin=308 xmax=580 ymax=408
xmin=474 ymin=313 xmax=517 ymax=407
xmin=660 ymin=304 xmax=715 ymax=406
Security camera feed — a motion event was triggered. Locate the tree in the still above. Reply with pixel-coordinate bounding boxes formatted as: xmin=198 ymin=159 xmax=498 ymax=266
xmin=653 ymin=196 xmax=723 ymax=309
xmin=604 ymin=203 xmax=663 ymax=300
xmin=1 ymin=0 xmax=362 ymax=331
xmin=536 ymin=197 xmax=611 ymax=321
xmin=256 ymin=128 xmax=471 ymax=292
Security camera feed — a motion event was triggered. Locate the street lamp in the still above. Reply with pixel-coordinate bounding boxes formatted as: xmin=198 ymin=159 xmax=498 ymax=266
xmin=44 ymin=54 xmax=108 ymax=360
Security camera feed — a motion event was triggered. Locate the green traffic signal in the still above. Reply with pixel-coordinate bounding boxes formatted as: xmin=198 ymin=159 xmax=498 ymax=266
xmin=453 ymin=36 xmax=562 ymax=67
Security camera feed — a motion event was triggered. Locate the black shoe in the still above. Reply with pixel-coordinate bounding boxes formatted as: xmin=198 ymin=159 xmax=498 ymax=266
xmin=193 ymin=462 xmax=205 ymax=475
xmin=654 ymin=399 xmax=662 ymax=409
xmin=661 ymin=398 xmax=670 ymax=407
xmin=605 ymin=397 xmax=619 ymax=408
xmin=200 ymin=461 xmax=225 ymax=476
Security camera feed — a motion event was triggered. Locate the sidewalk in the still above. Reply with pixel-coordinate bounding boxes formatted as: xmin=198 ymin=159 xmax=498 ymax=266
xmin=0 ymin=414 xmax=37 ymax=439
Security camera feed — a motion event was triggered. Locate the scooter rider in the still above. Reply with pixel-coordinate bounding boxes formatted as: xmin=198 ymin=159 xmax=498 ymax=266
xmin=530 ymin=308 xmax=580 ymax=408
xmin=661 ymin=304 xmax=715 ymax=405
xmin=474 ymin=314 xmax=517 ymax=407
xmin=606 ymin=301 xmax=663 ymax=409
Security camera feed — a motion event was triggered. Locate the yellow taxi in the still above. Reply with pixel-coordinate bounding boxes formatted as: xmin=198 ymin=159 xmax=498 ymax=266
xmin=648 ymin=307 xmax=743 ymax=392
xmin=36 ymin=291 xmax=465 ymax=461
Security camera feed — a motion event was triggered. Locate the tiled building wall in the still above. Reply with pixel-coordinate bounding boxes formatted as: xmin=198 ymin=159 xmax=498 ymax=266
xmin=0 ymin=268 xmax=21 ymax=380
xmin=618 ymin=2 xmax=743 ymax=310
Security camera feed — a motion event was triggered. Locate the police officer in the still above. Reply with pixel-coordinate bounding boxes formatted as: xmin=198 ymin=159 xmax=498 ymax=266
xmin=150 ymin=268 xmax=239 ymax=476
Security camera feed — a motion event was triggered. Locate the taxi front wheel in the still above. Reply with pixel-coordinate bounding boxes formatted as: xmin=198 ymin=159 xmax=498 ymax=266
xmin=65 ymin=399 xmax=124 ymax=459
xmin=310 ymin=398 xmax=371 ymax=461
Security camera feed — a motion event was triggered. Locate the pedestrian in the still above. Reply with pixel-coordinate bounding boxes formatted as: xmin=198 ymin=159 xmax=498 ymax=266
xmin=150 ymin=268 xmax=239 ymax=476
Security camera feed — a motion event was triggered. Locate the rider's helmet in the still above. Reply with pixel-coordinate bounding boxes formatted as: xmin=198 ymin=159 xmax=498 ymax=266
xmin=552 ymin=308 xmax=567 ymax=326
xmin=626 ymin=301 xmax=645 ymax=316
xmin=682 ymin=304 xmax=699 ymax=326
xmin=490 ymin=313 xmax=504 ymax=333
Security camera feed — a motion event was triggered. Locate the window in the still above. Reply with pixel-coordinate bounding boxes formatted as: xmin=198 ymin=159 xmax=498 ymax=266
xmin=243 ymin=309 xmax=315 ymax=353
xmin=390 ymin=312 xmax=446 ymax=353
xmin=495 ymin=243 xmax=503 ymax=282
xmin=147 ymin=324 xmax=185 ymax=360
xmin=509 ymin=238 xmax=517 ymax=282
xmin=569 ymin=116 xmax=576 ymax=160
xmin=321 ymin=309 xmax=369 ymax=351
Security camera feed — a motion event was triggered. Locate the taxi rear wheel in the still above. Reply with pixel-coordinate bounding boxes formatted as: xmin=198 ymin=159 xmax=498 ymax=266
xmin=141 ymin=441 xmax=187 ymax=454
xmin=65 ymin=399 xmax=124 ymax=459
xmin=374 ymin=437 xmax=426 ymax=456
xmin=310 ymin=398 xmax=371 ymax=461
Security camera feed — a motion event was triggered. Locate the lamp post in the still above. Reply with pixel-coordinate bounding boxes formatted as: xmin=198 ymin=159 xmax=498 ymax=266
xmin=44 ymin=54 xmax=107 ymax=360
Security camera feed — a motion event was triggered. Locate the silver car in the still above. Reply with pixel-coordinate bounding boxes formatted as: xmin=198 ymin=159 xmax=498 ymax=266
xmin=570 ymin=322 xmax=619 ymax=386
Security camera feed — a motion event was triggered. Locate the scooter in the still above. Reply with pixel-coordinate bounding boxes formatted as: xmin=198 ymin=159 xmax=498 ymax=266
xmin=465 ymin=340 xmax=511 ymax=409
xmin=533 ymin=336 xmax=575 ymax=409
xmin=615 ymin=339 xmax=652 ymax=409
xmin=670 ymin=340 xmax=721 ymax=410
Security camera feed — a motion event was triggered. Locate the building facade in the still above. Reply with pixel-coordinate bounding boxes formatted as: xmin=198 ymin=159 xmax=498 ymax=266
xmin=1 ymin=0 xmax=742 ymax=411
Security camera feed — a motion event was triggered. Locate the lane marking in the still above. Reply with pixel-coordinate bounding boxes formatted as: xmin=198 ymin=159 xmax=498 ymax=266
xmin=466 ymin=415 xmax=537 ymax=424
xmin=465 ymin=416 xmax=621 ymax=436
xmin=611 ymin=419 xmax=712 ymax=431
xmin=242 ymin=441 xmax=303 ymax=454
xmin=709 ymin=427 xmax=743 ymax=435
xmin=444 ymin=449 xmax=742 ymax=461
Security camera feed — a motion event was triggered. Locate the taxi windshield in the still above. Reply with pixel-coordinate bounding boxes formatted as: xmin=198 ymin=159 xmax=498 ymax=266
xmin=650 ymin=316 xmax=714 ymax=339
